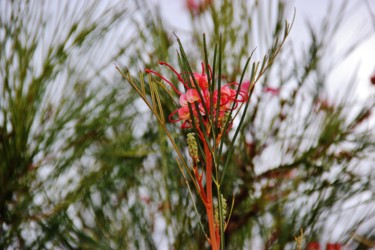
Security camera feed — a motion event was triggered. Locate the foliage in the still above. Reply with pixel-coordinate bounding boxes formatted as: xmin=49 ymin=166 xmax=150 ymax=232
xmin=0 ymin=0 xmax=374 ymax=249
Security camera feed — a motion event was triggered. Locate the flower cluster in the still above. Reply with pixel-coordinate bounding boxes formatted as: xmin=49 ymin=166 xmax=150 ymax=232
xmin=146 ymin=62 xmax=248 ymax=130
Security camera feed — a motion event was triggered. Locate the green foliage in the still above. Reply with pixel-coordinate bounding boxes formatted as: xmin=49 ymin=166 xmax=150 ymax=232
xmin=1 ymin=0 xmax=374 ymax=249
xmin=0 ymin=1 xmax=147 ymax=248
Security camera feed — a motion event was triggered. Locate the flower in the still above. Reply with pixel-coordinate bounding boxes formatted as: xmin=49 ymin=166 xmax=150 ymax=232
xmin=177 ymin=105 xmax=191 ymax=121
xmin=192 ymin=72 xmax=209 ymax=90
xmin=240 ymin=81 xmax=250 ymax=93
xmin=306 ymin=242 xmax=321 ymax=250
xmin=145 ymin=61 xmax=248 ymax=130
xmin=186 ymin=0 xmax=198 ymax=12
xmin=186 ymin=0 xmax=212 ymax=15
xmin=264 ymin=86 xmax=280 ymax=96
xmin=186 ymin=89 xmax=200 ymax=103
xmin=326 ymin=243 xmax=342 ymax=250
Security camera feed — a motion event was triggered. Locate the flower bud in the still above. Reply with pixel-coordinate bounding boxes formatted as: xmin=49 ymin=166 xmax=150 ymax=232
xmin=214 ymin=194 xmax=227 ymax=226
xmin=187 ymin=133 xmax=199 ymax=163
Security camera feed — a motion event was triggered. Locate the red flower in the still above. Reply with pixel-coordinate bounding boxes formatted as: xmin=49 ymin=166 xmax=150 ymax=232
xmin=146 ymin=61 xmax=248 ymax=129
xmin=306 ymin=242 xmax=320 ymax=250
xmin=326 ymin=243 xmax=341 ymax=250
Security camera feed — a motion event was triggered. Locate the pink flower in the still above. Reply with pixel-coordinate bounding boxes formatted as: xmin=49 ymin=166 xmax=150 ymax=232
xmin=219 ymin=85 xmax=235 ymax=100
xmin=179 ymin=94 xmax=188 ymax=106
xmin=186 ymin=0 xmax=212 ymax=15
xmin=146 ymin=61 xmax=249 ymax=130
xmin=186 ymin=0 xmax=198 ymax=11
xmin=186 ymin=89 xmax=200 ymax=103
xmin=240 ymin=81 xmax=250 ymax=93
xmin=264 ymin=86 xmax=280 ymax=95
xmin=192 ymin=72 xmax=209 ymax=90
xmin=178 ymin=106 xmax=191 ymax=121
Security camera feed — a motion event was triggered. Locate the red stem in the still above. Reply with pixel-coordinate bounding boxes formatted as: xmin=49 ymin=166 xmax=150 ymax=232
xmin=203 ymin=140 xmax=219 ymax=250
xmin=195 ymin=122 xmax=219 ymax=249
xmin=193 ymin=167 xmax=207 ymax=203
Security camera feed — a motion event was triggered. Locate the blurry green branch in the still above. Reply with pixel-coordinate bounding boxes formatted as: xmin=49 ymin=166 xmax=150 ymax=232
xmin=0 ymin=1 xmax=149 ymax=248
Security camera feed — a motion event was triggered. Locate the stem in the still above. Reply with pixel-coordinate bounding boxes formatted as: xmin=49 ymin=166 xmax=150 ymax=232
xmin=204 ymin=140 xmax=219 ymax=250
xmin=193 ymin=167 xmax=207 ymax=203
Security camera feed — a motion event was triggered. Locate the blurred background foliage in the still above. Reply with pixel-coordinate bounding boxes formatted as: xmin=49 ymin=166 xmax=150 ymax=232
xmin=0 ymin=0 xmax=374 ymax=249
